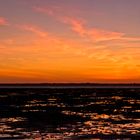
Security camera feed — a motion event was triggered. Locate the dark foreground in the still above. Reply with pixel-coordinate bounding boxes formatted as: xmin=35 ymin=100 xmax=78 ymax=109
xmin=0 ymin=87 xmax=140 ymax=139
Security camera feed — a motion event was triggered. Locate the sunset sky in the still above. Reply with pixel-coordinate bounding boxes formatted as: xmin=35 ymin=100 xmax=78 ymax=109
xmin=0 ymin=0 xmax=140 ymax=83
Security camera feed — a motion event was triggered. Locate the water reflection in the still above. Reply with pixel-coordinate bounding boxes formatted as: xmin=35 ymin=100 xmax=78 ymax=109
xmin=0 ymin=88 xmax=140 ymax=139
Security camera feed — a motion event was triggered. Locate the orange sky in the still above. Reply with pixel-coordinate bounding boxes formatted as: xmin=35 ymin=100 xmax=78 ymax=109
xmin=0 ymin=0 xmax=140 ymax=83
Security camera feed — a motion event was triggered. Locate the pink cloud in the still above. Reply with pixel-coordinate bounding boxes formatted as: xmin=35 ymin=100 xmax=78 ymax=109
xmin=89 ymin=28 xmax=124 ymax=41
xmin=63 ymin=18 xmax=86 ymax=37
xmin=34 ymin=6 xmax=54 ymax=16
xmin=65 ymin=18 xmax=140 ymax=42
xmin=34 ymin=6 xmax=140 ymax=42
xmin=63 ymin=18 xmax=124 ymax=42
xmin=33 ymin=5 xmax=76 ymax=16
xmin=20 ymin=25 xmax=48 ymax=38
xmin=0 ymin=17 xmax=8 ymax=26
xmin=33 ymin=6 xmax=125 ymax=42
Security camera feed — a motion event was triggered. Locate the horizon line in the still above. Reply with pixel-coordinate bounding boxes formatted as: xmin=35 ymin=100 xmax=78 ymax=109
xmin=0 ymin=83 xmax=140 ymax=85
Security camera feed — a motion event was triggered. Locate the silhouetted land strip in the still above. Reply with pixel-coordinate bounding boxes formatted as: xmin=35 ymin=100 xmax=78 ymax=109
xmin=0 ymin=83 xmax=140 ymax=89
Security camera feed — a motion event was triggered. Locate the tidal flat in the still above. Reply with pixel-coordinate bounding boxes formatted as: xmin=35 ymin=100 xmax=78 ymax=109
xmin=0 ymin=87 xmax=140 ymax=139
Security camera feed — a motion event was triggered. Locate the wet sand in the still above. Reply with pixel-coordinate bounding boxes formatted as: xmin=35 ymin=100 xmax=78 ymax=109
xmin=0 ymin=88 xmax=140 ymax=139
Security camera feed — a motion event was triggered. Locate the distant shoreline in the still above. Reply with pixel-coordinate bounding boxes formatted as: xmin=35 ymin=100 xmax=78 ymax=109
xmin=0 ymin=83 xmax=140 ymax=89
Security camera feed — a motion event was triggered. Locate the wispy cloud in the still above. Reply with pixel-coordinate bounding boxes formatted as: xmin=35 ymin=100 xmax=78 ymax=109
xmin=63 ymin=18 xmax=140 ymax=42
xmin=34 ymin=6 xmax=55 ymax=16
xmin=0 ymin=17 xmax=8 ymax=26
xmin=34 ymin=6 xmax=124 ymax=41
xmin=20 ymin=7 xmax=140 ymax=68
xmin=34 ymin=6 xmax=140 ymax=43
xmin=19 ymin=25 xmax=48 ymax=38
xmin=63 ymin=18 xmax=124 ymax=42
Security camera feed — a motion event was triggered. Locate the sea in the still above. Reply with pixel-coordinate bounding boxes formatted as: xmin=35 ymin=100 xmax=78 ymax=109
xmin=0 ymin=85 xmax=140 ymax=139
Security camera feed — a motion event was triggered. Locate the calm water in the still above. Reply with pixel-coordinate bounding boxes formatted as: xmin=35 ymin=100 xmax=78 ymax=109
xmin=0 ymin=88 xmax=140 ymax=139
